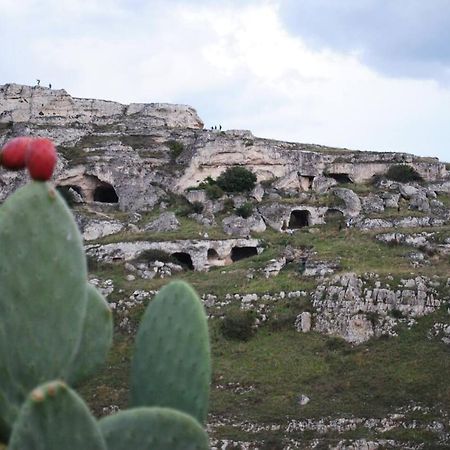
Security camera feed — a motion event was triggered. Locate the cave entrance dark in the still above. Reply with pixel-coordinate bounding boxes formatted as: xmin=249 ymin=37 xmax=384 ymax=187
xmin=327 ymin=173 xmax=353 ymax=184
xmin=207 ymin=248 xmax=219 ymax=262
xmin=288 ymin=210 xmax=311 ymax=229
xmin=231 ymin=246 xmax=258 ymax=262
xmin=171 ymin=252 xmax=194 ymax=270
xmin=93 ymin=183 xmax=119 ymax=203
xmin=324 ymin=208 xmax=345 ymax=228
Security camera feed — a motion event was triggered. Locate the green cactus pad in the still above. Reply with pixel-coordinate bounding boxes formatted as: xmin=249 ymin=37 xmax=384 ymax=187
xmin=0 ymin=182 xmax=88 ymax=429
xmin=99 ymin=407 xmax=209 ymax=450
xmin=68 ymin=284 xmax=113 ymax=384
xmin=130 ymin=281 xmax=211 ymax=424
xmin=8 ymin=381 xmax=106 ymax=450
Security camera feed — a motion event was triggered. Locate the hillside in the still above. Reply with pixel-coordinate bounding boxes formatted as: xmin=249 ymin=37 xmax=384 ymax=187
xmin=1 ymin=83 xmax=449 ymax=449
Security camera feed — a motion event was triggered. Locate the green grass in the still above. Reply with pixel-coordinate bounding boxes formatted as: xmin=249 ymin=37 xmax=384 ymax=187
xmin=76 ymin=192 xmax=450 ymax=447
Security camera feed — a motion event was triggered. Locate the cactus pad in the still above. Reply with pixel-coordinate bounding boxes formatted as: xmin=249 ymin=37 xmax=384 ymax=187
xmin=99 ymin=407 xmax=209 ymax=450
xmin=69 ymin=284 xmax=113 ymax=384
xmin=0 ymin=182 xmax=88 ymax=429
xmin=130 ymin=281 xmax=211 ymax=424
xmin=8 ymin=381 xmax=106 ymax=450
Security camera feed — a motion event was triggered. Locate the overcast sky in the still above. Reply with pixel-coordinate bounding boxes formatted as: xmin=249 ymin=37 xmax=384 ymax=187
xmin=1 ymin=0 xmax=449 ymax=162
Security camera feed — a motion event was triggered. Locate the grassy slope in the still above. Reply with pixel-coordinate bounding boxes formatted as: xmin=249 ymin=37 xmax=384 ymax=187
xmin=79 ymin=196 xmax=450 ymax=448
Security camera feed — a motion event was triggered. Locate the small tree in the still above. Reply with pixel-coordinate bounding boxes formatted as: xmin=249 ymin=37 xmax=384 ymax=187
xmin=216 ymin=166 xmax=257 ymax=193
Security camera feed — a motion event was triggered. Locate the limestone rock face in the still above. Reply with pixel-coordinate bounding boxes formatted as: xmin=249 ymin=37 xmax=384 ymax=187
xmin=361 ymin=193 xmax=385 ymax=214
xmin=86 ymin=238 xmax=263 ymax=271
xmin=0 ymin=83 xmax=448 ymax=213
xmin=222 ymin=214 xmax=266 ymax=237
xmin=331 ymin=188 xmax=362 ymax=217
xmin=0 ymin=83 xmax=203 ymax=128
xmin=144 ymin=212 xmax=180 ymax=232
xmin=312 ymin=272 xmax=442 ymax=344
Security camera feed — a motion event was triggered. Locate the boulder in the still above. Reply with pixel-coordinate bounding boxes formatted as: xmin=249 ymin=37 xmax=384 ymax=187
xmin=144 ymin=212 xmax=180 ymax=232
xmin=331 ymin=188 xmax=362 ymax=217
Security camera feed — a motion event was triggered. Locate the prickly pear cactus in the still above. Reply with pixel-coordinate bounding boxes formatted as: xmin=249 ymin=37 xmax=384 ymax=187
xmin=0 ymin=138 xmax=211 ymax=448
xmin=99 ymin=407 xmax=209 ymax=450
xmin=131 ymin=281 xmax=211 ymax=424
xmin=0 ymin=181 xmax=112 ymax=434
xmin=8 ymin=381 xmax=107 ymax=450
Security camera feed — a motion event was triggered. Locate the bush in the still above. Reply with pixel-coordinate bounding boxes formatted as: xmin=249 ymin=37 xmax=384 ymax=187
xmin=223 ymin=198 xmax=235 ymax=211
xmin=204 ymin=183 xmax=224 ymax=199
xmin=216 ymin=166 xmax=257 ymax=193
xmin=385 ymin=165 xmax=423 ymax=183
xmin=135 ymin=249 xmax=176 ymax=264
xmin=235 ymin=202 xmax=253 ymax=218
xmin=166 ymin=140 xmax=184 ymax=161
xmin=220 ymin=309 xmax=256 ymax=341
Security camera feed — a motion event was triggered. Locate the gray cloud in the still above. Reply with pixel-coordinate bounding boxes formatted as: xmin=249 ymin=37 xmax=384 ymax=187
xmin=279 ymin=0 xmax=450 ymax=80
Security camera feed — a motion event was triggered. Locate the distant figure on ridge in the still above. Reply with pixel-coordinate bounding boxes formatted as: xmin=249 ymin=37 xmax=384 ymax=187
xmin=219 ymin=125 xmax=222 ymax=130
xmin=36 ymin=79 xmax=40 ymax=86
xmin=49 ymin=83 xmax=52 ymax=89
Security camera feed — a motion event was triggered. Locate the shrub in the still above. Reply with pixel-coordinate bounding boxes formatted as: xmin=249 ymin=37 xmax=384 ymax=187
xmin=166 ymin=140 xmax=184 ymax=161
xmin=204 ymin=183 xmax=224 ymax=199
xmin=220 ymin=309 xmax=256 ymax=341
xmin=216 ymin=166 xmax=257 ymax=193
xmin=135 ymin=249 xmax=176 ymax=264
xmin=235 ymin=202 xmax=253 ymax=218
xmin=223 ymin=198 xmax=235 ymax=211
xmin=385 ymin=165 xmax=423 ymax=183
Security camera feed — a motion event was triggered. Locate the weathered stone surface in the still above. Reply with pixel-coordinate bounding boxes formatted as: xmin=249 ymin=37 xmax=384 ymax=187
xmin=222 ymin=214 xmax=266 ymax=237
xmin=351 ymin=215 xmax=447 ymax=231
xmin=331 ymin=188 xmax=362 ymax=217
xmin=312 ymin=175 xmax=337 ymax=193
xmin=144 ymin=211 xmax=179 ymax=232
xmin=361 ymin=193 xmax=385 ymax=213
xmin=86 ymin=238 xmax=263 ymax=271
xmin=295 ymin=312 xmax=312 ymax=333
xmin=250 ymin=184 xmax=265 ymax=202
xmin=262 ymin=258 xmax=286 ymax=278
xmin=380 ymin=192 xmax=400 ymax=209
xmin=0 ymin=83 xmax=203 ymax=128
xmin=1 ymin=84 xmax=447 ymax=214
xmin=312 ymin=272 xmax=443 ymax=344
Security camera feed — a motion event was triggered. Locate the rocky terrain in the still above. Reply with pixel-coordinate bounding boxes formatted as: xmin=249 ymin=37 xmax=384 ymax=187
xmin=1 ymin=83 xmax=449 ymax=449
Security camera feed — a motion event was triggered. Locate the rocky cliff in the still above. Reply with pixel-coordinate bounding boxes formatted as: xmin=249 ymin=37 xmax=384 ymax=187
xmin=0 ymin=83 xmax=447 ymax=211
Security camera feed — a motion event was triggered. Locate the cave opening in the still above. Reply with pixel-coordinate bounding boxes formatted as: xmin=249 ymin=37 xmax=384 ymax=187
xmin=171 ymin=252 xmax=194 ymax=270
xmin=93 ymin=183 xmax=119 ymax=203
xmin=288 ymin=210 xmax=311 ymax=229
xmin=327 ymin=173 xmax=353 ymax=184
xmin=231 ymin=246 xmax=258 ymax=262
xmin=207 ymin=248 xmax=219 ymax=262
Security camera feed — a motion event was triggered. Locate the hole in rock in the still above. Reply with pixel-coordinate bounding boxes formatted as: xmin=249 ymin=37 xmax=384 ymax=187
xmin=288 ymin=210 xmax=311 ymax=229
xmin=93 ymin=183 xmax=119 ymax=203
xmin=171 ymin=252 xmax=194 ymax=270
xmin=231 ymin=246 xmax=258 ymax=262
xmin=327 ymin=173 xmax=353 ymax=184
xmin=207 ymin=248 xmax=219 ymax=262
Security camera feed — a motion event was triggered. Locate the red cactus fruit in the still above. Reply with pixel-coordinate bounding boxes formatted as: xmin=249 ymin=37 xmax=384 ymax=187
xmin=26 ymin=138 xmax=57 ymax=181
xmin=0 ymin=136 xmax=34 ymax=170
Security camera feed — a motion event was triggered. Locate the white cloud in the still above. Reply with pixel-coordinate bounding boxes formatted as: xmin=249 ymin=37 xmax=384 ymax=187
xmin=0 ymin=0 xmax=449 ymax=161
